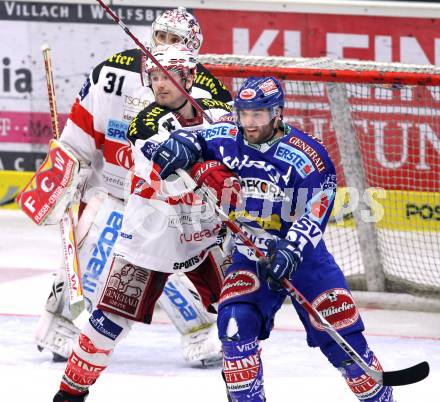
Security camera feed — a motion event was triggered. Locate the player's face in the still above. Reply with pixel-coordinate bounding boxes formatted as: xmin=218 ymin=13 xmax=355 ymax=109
xmin=239 ymin=109 xmax=274 ymax=144
xmin=150 ymin=69 xmax=189 ymax=108
xmin=153 ymin=30 xmax=184 ymax=46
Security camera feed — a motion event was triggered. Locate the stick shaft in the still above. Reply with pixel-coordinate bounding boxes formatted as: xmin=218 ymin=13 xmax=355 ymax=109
xmin=42 ymin=46 xmax=60 ymax=139
xmin=41 ymin=45 xmax=85 ymax=317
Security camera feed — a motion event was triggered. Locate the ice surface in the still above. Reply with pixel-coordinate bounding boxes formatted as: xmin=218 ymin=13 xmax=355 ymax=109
xmin=0 ymin=211 xmax=438 ymax=401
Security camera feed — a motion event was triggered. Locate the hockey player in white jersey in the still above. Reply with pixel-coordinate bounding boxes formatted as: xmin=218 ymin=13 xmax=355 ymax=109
xmin=35 ymin=6 xmax=232 ymax=367
xmin=52 ymin=43 xmax=239 ymax=402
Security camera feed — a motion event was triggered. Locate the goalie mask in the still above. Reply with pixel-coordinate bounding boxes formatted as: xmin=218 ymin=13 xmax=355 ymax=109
xmin=152 ymin=7 xmax=204 ymax=56
xmin=144 ymin=43 xmax=197 ymax=91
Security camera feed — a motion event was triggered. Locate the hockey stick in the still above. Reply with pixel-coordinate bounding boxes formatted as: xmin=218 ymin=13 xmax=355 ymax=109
xmin=42 ymin=45 xmax=86 ymax=326
xmin=176 ymin=168 xmax=430 ymax=387
xmin=95 ymin=0 xmax=213 ymax=124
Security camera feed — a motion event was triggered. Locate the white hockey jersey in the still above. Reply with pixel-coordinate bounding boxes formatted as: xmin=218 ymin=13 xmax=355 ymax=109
xmin=59 ymin=48 xmax=232 ymax=200
xmin=114 ymin=99 xmax=232 ymax=273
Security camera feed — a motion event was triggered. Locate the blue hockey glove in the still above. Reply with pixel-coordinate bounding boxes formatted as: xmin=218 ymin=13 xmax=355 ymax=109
xmin=151 ymin=130 xmax=201 ymax=179
xmin=257 ymin=238 xmax=300 ymax=291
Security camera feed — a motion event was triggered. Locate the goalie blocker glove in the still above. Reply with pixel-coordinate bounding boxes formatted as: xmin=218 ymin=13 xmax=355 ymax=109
xmin=190 ymin=160 xmax=241 ymax=209
xmin=257 ymin=238 xmax=300 ymax=291
xmin=151 ymin=130 xmax=201 ymax=179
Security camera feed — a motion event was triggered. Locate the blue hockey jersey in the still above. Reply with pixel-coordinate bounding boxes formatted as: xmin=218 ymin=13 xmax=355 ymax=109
xmin=197 ymin=121 xmax=337 ymax=263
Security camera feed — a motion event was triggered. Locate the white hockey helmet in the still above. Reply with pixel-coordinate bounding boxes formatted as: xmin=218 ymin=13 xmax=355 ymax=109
xmin=145 ymin=44 xmax=197 ymax=86
xmin=151 ymin=7 xmax=203 ymax=56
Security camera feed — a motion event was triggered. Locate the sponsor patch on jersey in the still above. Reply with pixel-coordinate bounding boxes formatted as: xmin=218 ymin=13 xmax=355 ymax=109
xmin=179 ymin=223 xmax=221 ymax=244
xmin=79 ymin=78 xmax=91 ymax=101
xmin=201 ymin=98 xmax=232 ymax=112
xmin=220 ymin=270 xmax=260 ymax=303
xmin=168 ymin=212 xmax=217 ymax=228
xmin=309 ymin=288 xmax=360 ymax=331
xmin=115 ymin=144 xmax=134 ymax=170
xmin=99 ymin=262 xmax=151 ymax=319
xmin=306 ymin=189 xmax=335 ymax=224
xmin=202 ymin=124 xmax=238 ymax=141
xmin=216 ymin=113 xmax=235 ymax=123
xmin=89 ymin=310 xmax=123 ymax=340
xmin=321 ymin=173 xmax=337 ymax=190
xmin=258 ymin=78 xmax=279 ymax=96
xmin=239 ymin=88 xmax=256 ymax=100
xmin=240 ymin=177 xmax=289 ymax=202
xmin=107 ymin=52 xmax=135 ymax=67
xmin=288 ymin=216 xmax=322 ymax=249
xmin=106 ymin=119 xmax=129 ymax=141
xmin=274 ymin=142 xmax=315 ymax=178
xmin=173 ymin=255 xmax=201 ymax=270
xmin=287 ymin=136 xmax=326 ymax=173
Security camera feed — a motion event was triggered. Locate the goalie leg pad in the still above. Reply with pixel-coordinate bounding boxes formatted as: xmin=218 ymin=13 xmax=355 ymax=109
xmin=35 ymin=268 xmax=80 ymax=359
xmin=180 ymin=322 xmax=223 ymax=366
xmin=35 ymin=310 xmax=80 ymax=359
xmin=158 ymin=273 xmax=222 ymax=365
xmin=321 ymin=333 xmax=394 ymax=402
xmin=158 ymin=273 xmax=216 ymax=335
xmin=35 ymin=194 xmax=124 ymax=358
xmin=158 ymin=248 xmax=225 ymax=365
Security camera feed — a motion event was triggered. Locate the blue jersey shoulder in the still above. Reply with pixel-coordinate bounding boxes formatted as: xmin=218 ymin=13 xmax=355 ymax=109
xmin=274 ymin=124 xmax=334 ymax=178
xmin=200 ymin=121 xmax=239 ymax=142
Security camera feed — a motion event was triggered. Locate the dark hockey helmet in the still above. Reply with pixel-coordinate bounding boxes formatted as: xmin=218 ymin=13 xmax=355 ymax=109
xmin=234 ymin=77 xmax=284 ymax=127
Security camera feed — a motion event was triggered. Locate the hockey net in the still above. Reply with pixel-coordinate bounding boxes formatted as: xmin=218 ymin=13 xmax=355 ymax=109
xmin=199 ymin=55 xmax=440 ymax=301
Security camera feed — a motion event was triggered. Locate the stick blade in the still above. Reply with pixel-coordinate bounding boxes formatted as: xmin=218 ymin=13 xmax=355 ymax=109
xmin=382 ymin=361 xmax=430 ymax=386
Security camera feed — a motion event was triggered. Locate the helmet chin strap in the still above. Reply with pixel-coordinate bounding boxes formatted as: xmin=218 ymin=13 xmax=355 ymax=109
xmin=260 ymin=118 xmax=281 ymax=144
xmin=165 ymin=75 xmax=193 ymax=112
xmin=169 ymin=98 xmax=188 ymax=112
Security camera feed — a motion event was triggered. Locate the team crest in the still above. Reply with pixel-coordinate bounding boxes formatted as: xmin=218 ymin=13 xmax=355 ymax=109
xmin=239 ymin=88 xmax=257 ymax=100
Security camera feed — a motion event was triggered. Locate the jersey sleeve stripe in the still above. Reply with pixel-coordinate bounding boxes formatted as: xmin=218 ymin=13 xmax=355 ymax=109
xmin=69 ymin=99 xmax=105 ymax=149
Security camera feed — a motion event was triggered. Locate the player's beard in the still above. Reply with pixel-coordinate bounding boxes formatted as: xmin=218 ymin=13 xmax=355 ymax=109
xmin=243 ymin=123 xmax=274 ymax=144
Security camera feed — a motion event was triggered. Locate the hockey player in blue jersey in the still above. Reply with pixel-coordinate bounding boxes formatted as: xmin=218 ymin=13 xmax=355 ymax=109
xmin=149 ymin=76 xmax=394 ymax=402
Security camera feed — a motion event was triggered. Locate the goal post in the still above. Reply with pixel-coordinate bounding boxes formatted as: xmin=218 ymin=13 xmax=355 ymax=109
xmin=199 ymin=55 xmax=440 ymax=303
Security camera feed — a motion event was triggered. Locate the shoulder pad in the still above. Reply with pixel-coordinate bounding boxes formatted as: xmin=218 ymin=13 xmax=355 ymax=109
xmin=194 ymin=64 xmax=233 ymax=103
xmin=91 ymin=60 xmax=106 ymax=85
xmin=198 ymin=98 xmax=233 ymax=113
xmin=127 ymin=103 xmax=168 ymax=140
xmin=105 ymin=48 xmax=142 ymax=73
xmin=284 ymin=126 xmax=328 ymax=174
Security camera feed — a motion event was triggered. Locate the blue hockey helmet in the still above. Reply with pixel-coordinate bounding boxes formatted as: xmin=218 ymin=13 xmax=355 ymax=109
xmin=234 ymin=76 xmax=284 ymax=111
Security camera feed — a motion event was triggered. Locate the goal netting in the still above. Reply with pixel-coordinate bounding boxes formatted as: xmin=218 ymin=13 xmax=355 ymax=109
xmin=199 ymin=55 xmax=440 ymax=301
